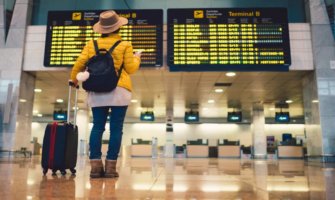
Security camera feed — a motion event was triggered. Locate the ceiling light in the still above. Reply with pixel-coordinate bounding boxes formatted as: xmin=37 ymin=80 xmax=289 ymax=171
xmin=34 ymin=88 xmax=42 ymax=93
xmin=33 ymin=110 xmax=38 ymax=114
xmin=131 ymin=99 xmax=138 ymax=103
xmin=56 ymin=99 xmax=64 ymax=103
xmin=312 ymin=100 xmax=319 ymax=103
xmin=226 ymin=72 xmax=236 ymax=77
xmin=215 ymin=88 xmax=224 ymax=93
xmin=72 ymin=107 xmax=79 ymax=110
xmin=208 ymin=100 xmax=215 ymax=103
xmin=19 ymin=99 xmax=27 ymax=103
xmin=269 ymin=108 xmax=275 ymax=111
xmin=285 ymin=100 xmax=293 ymax=104
xmin=37 ymin=114 xmax=43 ymax=117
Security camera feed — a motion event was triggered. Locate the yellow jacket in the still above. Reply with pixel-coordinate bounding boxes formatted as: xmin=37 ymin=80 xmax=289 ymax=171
xmin=70 ymin=34 xmax=140 ymax=91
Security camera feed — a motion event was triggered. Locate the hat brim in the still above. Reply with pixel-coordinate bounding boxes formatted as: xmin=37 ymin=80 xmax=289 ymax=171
xmin=93 ymin=17 xmax=128 ymax=34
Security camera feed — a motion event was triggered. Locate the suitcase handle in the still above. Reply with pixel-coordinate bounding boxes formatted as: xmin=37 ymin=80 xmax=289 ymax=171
xmin=67 ymin=82 xmax=79 ymax=126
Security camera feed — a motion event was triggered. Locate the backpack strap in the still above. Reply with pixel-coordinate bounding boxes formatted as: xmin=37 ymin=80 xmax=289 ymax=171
xmin=93 ymin=40 xmax=99 ymax=55
xmin=108 ymin=40 xmax=122 ymax=54
xmin=108 ymin=40 xmax=124 ymax=78
xmin=117 ymin=64 xmax=124 ymax=78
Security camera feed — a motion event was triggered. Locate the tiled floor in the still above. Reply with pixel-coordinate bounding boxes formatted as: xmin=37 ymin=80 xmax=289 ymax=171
xmin=0 ymin=156 xmax=334 ymax=199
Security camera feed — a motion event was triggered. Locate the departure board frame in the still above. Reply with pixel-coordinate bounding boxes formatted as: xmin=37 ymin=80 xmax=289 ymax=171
xmin=44 ymin=9 xmax=163 ymax=67
xmin=167 ymin=8 xmax=291 ymax=72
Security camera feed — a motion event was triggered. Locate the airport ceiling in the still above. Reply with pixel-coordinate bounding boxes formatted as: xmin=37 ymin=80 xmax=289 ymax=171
xmin=32 ymin=69 xmax=311 ymax=120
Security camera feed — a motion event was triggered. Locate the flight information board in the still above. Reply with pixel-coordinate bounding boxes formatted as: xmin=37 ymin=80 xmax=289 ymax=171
xmin=44 ymin=10 xmax=163 ymax=67
xmin=168 ymin=8 xmax=291 ymax=71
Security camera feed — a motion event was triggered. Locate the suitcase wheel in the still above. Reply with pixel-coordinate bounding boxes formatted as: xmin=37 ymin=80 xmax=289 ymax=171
xmin=52 ymin=169 xmax=57 ymax=176
xmin=70 ymin=168 xmax=76 ymax=174
xmin=61 ymin=170 xmax=67 ymax=176
xmin=43 ymin=168 xmax=48 ymax=175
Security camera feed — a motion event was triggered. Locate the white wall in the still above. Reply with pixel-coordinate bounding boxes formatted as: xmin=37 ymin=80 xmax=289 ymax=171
xmin=31 ymin=122 xmax=305 ymax=147
xmin=31 ymin=122 xmax=47 ymax=144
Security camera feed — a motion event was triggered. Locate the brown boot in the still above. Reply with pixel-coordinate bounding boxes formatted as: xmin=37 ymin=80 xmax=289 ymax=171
xmin=90 ymin=159 xmax=104 ymax=178
xmin=105 ymin=160 xmax=119 ymax=178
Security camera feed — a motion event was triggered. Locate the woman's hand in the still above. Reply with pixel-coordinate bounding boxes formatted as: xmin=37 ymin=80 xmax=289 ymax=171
xmin=134 ymin=50 xmax=142 ymax=58
xmin=69 ymin=79 xmax=79 ymax=88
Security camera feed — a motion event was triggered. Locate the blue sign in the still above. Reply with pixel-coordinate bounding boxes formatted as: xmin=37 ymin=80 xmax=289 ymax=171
xmin=140 ymin=111 xmax=155 ymax=121
xmin=53 ymin=111 xmax=67 ymax=121
xmin=275 ymin=112 xmax=290 ymax=123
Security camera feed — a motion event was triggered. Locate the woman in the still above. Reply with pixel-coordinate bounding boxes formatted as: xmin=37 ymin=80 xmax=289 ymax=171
xmin=70 ymin=10 xmax=141 ymax=178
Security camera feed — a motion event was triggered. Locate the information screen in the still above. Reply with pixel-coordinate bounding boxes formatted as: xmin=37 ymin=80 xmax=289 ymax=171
xmin=168 ymin=8 xmax=291 ymax=71
xmin=44 ymin=10 xmax=163 ymax=67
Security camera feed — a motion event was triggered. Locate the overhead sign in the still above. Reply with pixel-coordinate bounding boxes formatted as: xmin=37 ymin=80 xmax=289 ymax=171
xmin=168 ymin=8 xmax=291 ymax=71
xmin=275 ymin=112 xmax=290 ymax=123
xmin=227 ymin=112 xmax=242 ymax=123
xmin=44 ymin=10 xmax=163 ymax=67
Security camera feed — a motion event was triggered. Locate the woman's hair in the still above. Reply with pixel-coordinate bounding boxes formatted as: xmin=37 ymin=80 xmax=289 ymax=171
xmin=101 ymin=29 xmax=120 ymax=38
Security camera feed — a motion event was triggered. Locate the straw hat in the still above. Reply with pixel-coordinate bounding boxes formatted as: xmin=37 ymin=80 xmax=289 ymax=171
xmin=93 ymin=10 xmax=128 ymax=34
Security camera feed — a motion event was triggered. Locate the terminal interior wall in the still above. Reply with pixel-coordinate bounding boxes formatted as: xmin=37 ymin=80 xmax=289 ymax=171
xmin=31 ymin=0 xmax=306 ymax=25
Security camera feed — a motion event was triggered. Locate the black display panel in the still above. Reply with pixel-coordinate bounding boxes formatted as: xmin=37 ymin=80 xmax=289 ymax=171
xmin=184 ymin=111 xmax=199 ymax=122
xmin=275 ymin=112 xmax=290 ymax=123
xmin=53 ymin=110 xmax=67 ymax=121
xmin=227 ymin=112 xmax=242 ymax=122
xmin=44 ymin=10 xmax=163 ymax=67
xmin=168 ymin=8 xmax=291 ymax=71
xmin=140 ymin=111 xmax=155 ymax=121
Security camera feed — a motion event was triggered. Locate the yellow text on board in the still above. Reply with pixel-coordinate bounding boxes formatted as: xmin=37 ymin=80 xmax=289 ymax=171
xmin=119 ymin=13 xmax=137 ymax=19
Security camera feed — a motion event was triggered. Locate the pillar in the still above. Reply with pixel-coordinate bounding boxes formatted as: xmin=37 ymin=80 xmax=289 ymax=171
xmin=305 ymin=0 xmax=335 ymax=162
xmin=252 ymin=104 xmax=267 ymax=159
xmin=164 ymin=109 xmax=174 ymax=158
xmin=0 ymin=0 xmax=34 ymax=151
xmin=15 ymin=72 xmax=35 ymax=150
xmin=303 ymin=72 xmax=322 ymax=157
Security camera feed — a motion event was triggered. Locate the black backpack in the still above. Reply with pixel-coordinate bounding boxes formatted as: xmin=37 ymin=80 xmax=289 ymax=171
xmin=82 ymin=40 xmax=124 ymax=93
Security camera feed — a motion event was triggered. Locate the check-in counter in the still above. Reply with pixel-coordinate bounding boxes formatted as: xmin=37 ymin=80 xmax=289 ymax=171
xmin=277 ymin=145 xmax=304 ymax=159
xmin=218 ymin=146 xmax=240 ymax=158
xmin=186 ymin=139 xmax=209 ymax=158
xmin=218 ymin=139 xmax=240 ymax=158
xmin=130 ymin=139 xmax=152 ymax=157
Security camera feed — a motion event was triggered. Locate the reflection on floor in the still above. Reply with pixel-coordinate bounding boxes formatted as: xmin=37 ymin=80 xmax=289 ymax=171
xmin=0 ymin=156 xmax=334 ymax=199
